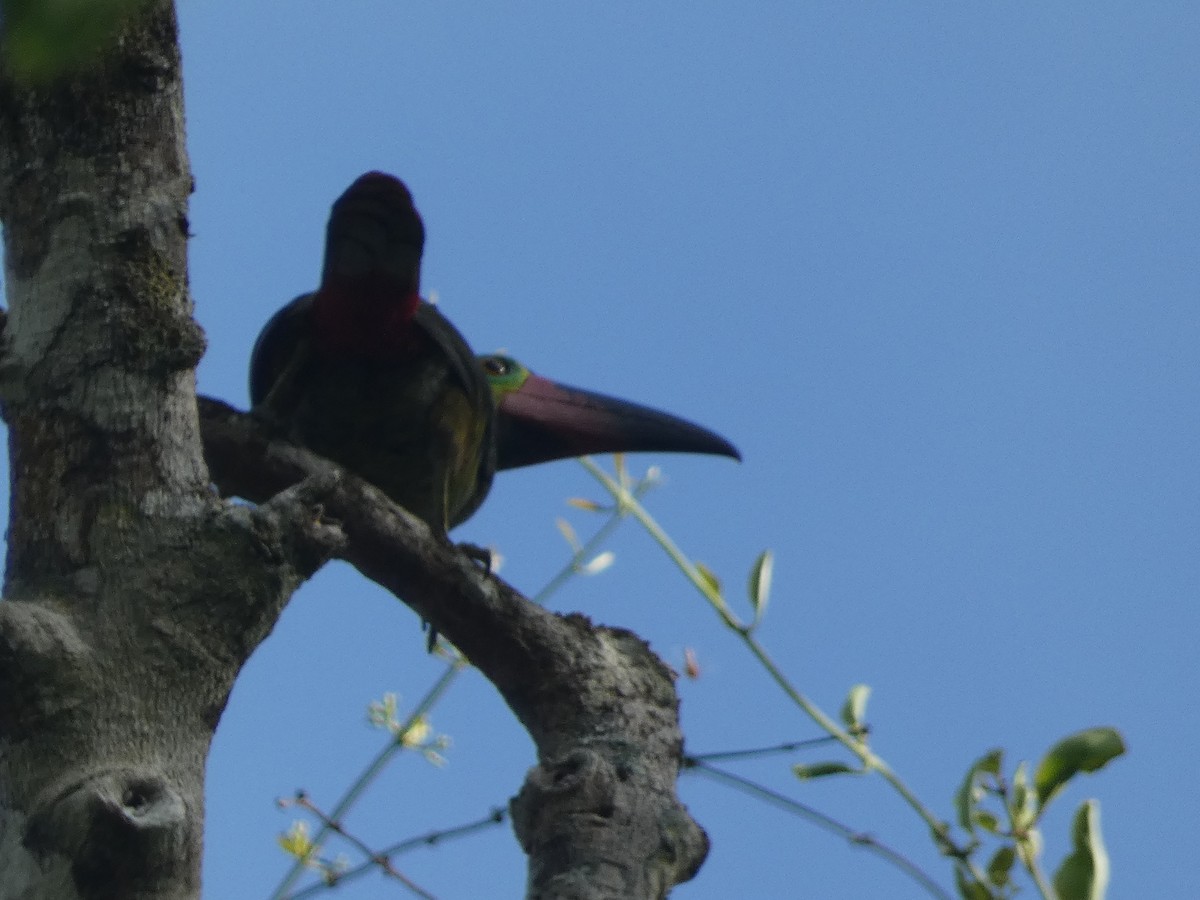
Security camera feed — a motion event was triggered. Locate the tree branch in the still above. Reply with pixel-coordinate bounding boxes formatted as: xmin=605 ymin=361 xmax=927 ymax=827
xmin=200 ymin=396 xmax=710 ymax=898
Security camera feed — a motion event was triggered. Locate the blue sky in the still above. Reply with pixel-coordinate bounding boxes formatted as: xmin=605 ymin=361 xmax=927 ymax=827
xmin=9 ymin=3 xmax=1200 ymax=897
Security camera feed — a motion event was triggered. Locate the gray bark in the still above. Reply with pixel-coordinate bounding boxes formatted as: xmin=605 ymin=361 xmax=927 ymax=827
xmin=0 ymin=3 xmax=708 ymax=897
xmin=0 ymin=4 xmax=333 ymax=898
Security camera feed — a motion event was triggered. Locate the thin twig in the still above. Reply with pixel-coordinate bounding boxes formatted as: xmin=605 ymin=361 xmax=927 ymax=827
xmin=269 ymin=661 xmax=465 ymax=899
xmin=580 ymin=456 xmax=992 ymax=888
xmin=685 ymin=736 xmax=840 ymax=764
xmin=286 ymin=809 xmax=508 ymax=899
xmin=690 ymin=762 xmax=952 ymax=900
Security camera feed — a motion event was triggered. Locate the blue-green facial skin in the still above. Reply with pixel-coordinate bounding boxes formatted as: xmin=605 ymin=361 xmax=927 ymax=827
xmin=479 ymin=355 xmax=531 ymax=402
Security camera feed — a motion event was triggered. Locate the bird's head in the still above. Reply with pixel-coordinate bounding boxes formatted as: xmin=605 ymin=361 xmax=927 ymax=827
xmin=314 ymin=171 xmax=427 ymax=357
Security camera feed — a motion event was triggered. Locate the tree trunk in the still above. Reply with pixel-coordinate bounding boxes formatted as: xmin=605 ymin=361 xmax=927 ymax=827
xmin=0 ymin=4 xmax=330 ymax=898
xmin=0 ymin=4 xmax=707 ymax=897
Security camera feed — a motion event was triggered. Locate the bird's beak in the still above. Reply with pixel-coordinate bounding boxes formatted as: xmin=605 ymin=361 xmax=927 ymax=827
xmin=494 ymin=373 xmax=741 ymax=471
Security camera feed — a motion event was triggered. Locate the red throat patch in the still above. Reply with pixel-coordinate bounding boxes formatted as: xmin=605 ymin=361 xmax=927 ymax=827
xmin=311 ymin=282 xmax=420 ymax=358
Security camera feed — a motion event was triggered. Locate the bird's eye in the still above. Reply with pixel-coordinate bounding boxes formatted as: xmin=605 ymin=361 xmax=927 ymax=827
xmin=483 ymin=356 xmax=511 ymax=376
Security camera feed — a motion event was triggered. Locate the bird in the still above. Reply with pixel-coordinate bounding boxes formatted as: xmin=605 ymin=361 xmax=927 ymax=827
xmin=249 ymin=171 xmax=495 ymax=533
xmin=250 ymin=171 xmax=740 ymax=538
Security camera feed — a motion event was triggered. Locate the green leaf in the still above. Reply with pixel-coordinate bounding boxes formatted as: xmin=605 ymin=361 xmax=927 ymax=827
xmin=1035 ymin=727 xmax=1125 ymax=806
xmin=839 ymin=683 xmax=870 ymax=734
xmin=1011 ymin=761 xmax=1036 ymax=830
xmin=986 ymin=845 xmax=1016 ymax=888
xmin=1053 ymin=800 xmax=1110 ymax=900
xmin=277 ymin=820 xmax=317 ymax=862
xmin=747 ymin=549 xmax=774 ymax=624
xmin=792 ymin=761 xmax=858 ymax=780
xmin=2 ymin=0 xmax=149 ymax=79
xmin=956 ymin=748 xmax=1003 ymax=833
xmin=694 ymin=561 xmax=723 ymax=598
xmin=972 ymin=810 xmax=1001 ymax=835
xmin=954 ymin=866 xmax=997 ymax=900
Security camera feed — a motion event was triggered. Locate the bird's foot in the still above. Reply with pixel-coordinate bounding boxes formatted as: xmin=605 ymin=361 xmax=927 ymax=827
xmin=457 ymin=542 xmax=495 ymax=573
xmin=422 ymin=619 xmax=439 ymax=654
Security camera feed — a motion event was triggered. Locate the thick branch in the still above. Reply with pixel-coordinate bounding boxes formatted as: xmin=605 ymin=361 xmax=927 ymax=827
xmin=200 ymin=396 xmax=709 ymax=898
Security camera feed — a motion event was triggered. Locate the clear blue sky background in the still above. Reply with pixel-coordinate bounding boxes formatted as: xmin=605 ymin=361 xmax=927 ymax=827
xmin=8 ymin=3 xmax=1199 ymax=897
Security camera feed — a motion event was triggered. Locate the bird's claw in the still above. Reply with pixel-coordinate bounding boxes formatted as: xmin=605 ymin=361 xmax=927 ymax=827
xmin=422 ymin=619 xmax=440 ymax=654
xmin=457 ymin=542 xmax=494 ymax=572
